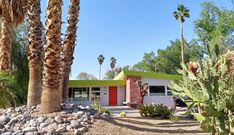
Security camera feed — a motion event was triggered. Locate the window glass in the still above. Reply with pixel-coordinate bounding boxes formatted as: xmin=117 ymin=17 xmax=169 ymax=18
xmin=167 ymin=87 xmax=173 ymax=96
xmin=149 ymin=86 xmax=165 ymax=96
xmin=91 ymin=87 xmax=101 ymax=101
xmin=73 ymin=87 xmax=89 ymax=101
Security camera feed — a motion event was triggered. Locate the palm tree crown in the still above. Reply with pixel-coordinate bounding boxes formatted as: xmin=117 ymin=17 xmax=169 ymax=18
xmin=97 ymin=54 xmax=105 ymax=65
xmin=110 ymin=57 xmax=116 ymax=69
xmin=173 ymin=4 xmax=190 ymax=23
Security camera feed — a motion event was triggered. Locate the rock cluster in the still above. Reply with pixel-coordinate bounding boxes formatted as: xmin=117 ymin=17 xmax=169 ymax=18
xmin=0 ymin=103 xmax=107 ymax=135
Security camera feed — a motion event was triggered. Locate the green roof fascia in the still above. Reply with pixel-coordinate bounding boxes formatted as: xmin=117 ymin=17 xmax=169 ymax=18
xmin=114 ymin=70 xmax=182 ymax=80
xmin=68 ymin=80 xmax=126 ymax=87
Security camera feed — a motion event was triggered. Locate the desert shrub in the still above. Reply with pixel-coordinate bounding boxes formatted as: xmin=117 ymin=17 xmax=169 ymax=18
xmin=120 ymin=112 xmax=126 ymax=117
xmin=170 ymin=116 xmax=180 ymax=122
xmin=138 ymin=104 xmax=174 ymax=119
xmin=91 ymin=102 xmax=111 ymax=115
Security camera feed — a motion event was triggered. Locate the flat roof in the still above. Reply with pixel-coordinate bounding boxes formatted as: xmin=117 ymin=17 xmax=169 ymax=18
xmin=114 ymin=70 xmax=181 ymax=80
xmin=68 ymin=80 xmax=126 ymax=87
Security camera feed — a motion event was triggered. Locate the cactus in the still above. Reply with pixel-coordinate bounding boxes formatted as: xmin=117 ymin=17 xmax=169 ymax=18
xmin=169 ymin=45 xmax=234 ymax=134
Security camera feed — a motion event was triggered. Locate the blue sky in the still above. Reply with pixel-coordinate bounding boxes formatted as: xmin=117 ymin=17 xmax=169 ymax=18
xmin=41 ymin=0 xmax=232 ymax=79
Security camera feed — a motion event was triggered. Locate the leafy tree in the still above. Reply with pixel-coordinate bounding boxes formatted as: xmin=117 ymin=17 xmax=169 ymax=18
xmin=97 ymin=54 xmax=105 ymax=80
xmin=104 ymin=67 xmax=122 ymax=80
xmin=0 ymin=23 xmax=29 ymax=108
xmin=132 ymin=52 xmax=156 ymax=72
xmin=173 ymin=4 xmax=190 ymax=64
xmin=194 ymin=2 xmax=234 ymax=50
xmin=76 ymin=72 xmax=97 ymax=80
xmin=133 ymin=39 xmax=204 ymax=74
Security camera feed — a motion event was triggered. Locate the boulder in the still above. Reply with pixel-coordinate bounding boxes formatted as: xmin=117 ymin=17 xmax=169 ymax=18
xmin=0 ymin=116 xmax=11 ymax=124
xmin=70 ymin=120 xmax=80 ymax=128
xmin=55 ymin=115 xmax=63 ymax=123
xmin=22 ymin=127 xmax=37 ymax=132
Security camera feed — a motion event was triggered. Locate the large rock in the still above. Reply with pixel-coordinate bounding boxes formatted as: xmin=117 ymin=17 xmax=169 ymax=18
xmin=70 ymin=120 xmax=80 ymax=128
xmin=7 ymin=117 xmax=18 ymax=126
xmin=55 ymin=115 xmax=63 ymax=123
xmin=0 ymin=116 xmax=11 ymax=124
xmin=1 ymin=132 xmax=12 ymax=135
xmin=22 ymin=127 xmax=37 ymax=132
xmin=25 ymin=131 xmax=39 ymax=135
xmin=37 ymin=117 xmax=46 ymax=123
xmin=56 ymin=126 xmax=66 ymax=133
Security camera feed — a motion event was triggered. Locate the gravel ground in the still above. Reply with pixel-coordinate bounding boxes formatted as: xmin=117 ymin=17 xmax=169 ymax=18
xmin=84 ymin=116 xmax=209 ymax=135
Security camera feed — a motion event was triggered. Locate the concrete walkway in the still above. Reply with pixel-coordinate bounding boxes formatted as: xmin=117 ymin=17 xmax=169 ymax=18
xmin=105 ymin=106 xmax=140 ymax=117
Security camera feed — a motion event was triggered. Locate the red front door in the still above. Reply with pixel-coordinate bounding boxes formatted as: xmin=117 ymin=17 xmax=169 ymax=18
xmin=109 ymin=86 xmax=117 ymax=106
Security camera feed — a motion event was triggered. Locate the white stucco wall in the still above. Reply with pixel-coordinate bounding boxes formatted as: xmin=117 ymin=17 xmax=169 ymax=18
xmin=67 ymin=85 xmax=125 ymax=106
xmin=117 ymin=86 xmax=125 ymax=105
xmin=141 ymin=77 xmax=174 ymax=107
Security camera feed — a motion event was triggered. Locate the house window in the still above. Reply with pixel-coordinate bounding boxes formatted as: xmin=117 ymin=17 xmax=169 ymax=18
xmin=167 ymin=87 xmax=173 ymax=96
xmin=149 ymin=86 xmax=165 ymax=96
xmin=73 ymin=87 xmax=90 ymax=101
xmin=91 ymin=87 xmax=101 ymax=101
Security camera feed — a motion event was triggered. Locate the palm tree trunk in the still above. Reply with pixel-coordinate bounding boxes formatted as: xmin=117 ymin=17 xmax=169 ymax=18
xmin=27 ymin=0 xmax=43 ymax=106
xmin=180 ymin=22 xmax=185 ymax=64
xmin=61 ymin=0 xmax=80 ymax=102
xmin=40 ymin=0 xmax=62 ymax=114
xmin=99 ymin=65 xmax=101 ymax=80
xmin=0 ymin=17 xmax=12 ymax=72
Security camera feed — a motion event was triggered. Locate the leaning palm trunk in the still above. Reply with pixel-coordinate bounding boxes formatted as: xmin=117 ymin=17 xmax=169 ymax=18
xmin=180 ymin=22 xmax=184 ymax=64
xmin=40 ymin=0 xmax=62 ymax=114
xmin=26 ymin=0 xmax=43 ymax=106
xmin=61 ymin=0 xmax=80 ymax=102
xmin=0 ymin=17 xmax=12 ymax=72
xmin=0 ymin=0 xmax=28 ymax=72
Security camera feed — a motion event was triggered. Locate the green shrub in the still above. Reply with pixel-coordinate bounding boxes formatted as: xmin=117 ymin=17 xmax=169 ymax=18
xmin=138 ymin=104 xmax=174 ymax=119
xmin=170 ymin=116 xmax=180 ymax=122
xmin=91 ymin=102 xmax=111 ymax=115
xmin=120 ymin=112 xmax=126 ymax=117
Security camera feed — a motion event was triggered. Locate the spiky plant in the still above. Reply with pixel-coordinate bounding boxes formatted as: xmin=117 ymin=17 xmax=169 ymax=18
xmin=0 ymin=0 xmax=28 ymax=72
xmin=169 ymin=44 xmax=234 ymax=134
xmin=40 ymin=0 xmax=62 ymax=114
xmin=60 ymin=0 xmax=80 ymax=103
xmin=26 ymin=0 xmax=43 ymax=107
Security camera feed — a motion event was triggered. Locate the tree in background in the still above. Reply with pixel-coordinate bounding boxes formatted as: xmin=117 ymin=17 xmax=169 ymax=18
xmin=104 ymin=67 xmax=122 ymax=80
xmin=61 ymin=0 xmax=80 ymax=103
xmin=27 ymin=0 xmax=43 ymax=106
xmin=0 ymin=0 xmax=28 ymax=72
xmin=40 ymin=0 xmax=62 ymax=114
xmin=132 ymin=52 xmax=156 ymax=72
xmin=194 ymin=2 xmax=234 ymax=49
xmin=110 ymin=57 xmax=117 ymax=78
xmin=173 ymin=4 xmax=190 ymax=64
xmin=133 ymin=39 xmax=204 ymax=74
xmin=97 ymin=54 xmax=105 ymax=80
xmin=76 ymin=72 xmax=97 ymax=80
xmin=0 ymin=23 xmax=29 ymax=108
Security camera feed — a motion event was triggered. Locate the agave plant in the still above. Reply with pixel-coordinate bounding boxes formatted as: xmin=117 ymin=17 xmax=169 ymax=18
xmin=169 ymin=45 xmax=234 ymax=134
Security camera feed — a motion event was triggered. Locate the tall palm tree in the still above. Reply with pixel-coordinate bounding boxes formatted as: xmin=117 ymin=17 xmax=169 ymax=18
xmin=173 ymin=4 xmax=190 ymax=64
xmin=60 ymin=0 xmax=80 ymax=103
xmin=0 ymin=0 xmax=28 ymax=72
xmin=110 ymin=57 xmax=116 ymax=78
xmin=40 ymin=0 xmax=62 ymax=114
xmin=97 ymin=54 xmax=105 ymax=80
xmin=26 ymin=0 xmax=43 ymax=106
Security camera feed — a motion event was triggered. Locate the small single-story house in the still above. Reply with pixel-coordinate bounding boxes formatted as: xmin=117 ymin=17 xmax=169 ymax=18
xmin=68 ymin=70 xmax=181 ymax=107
